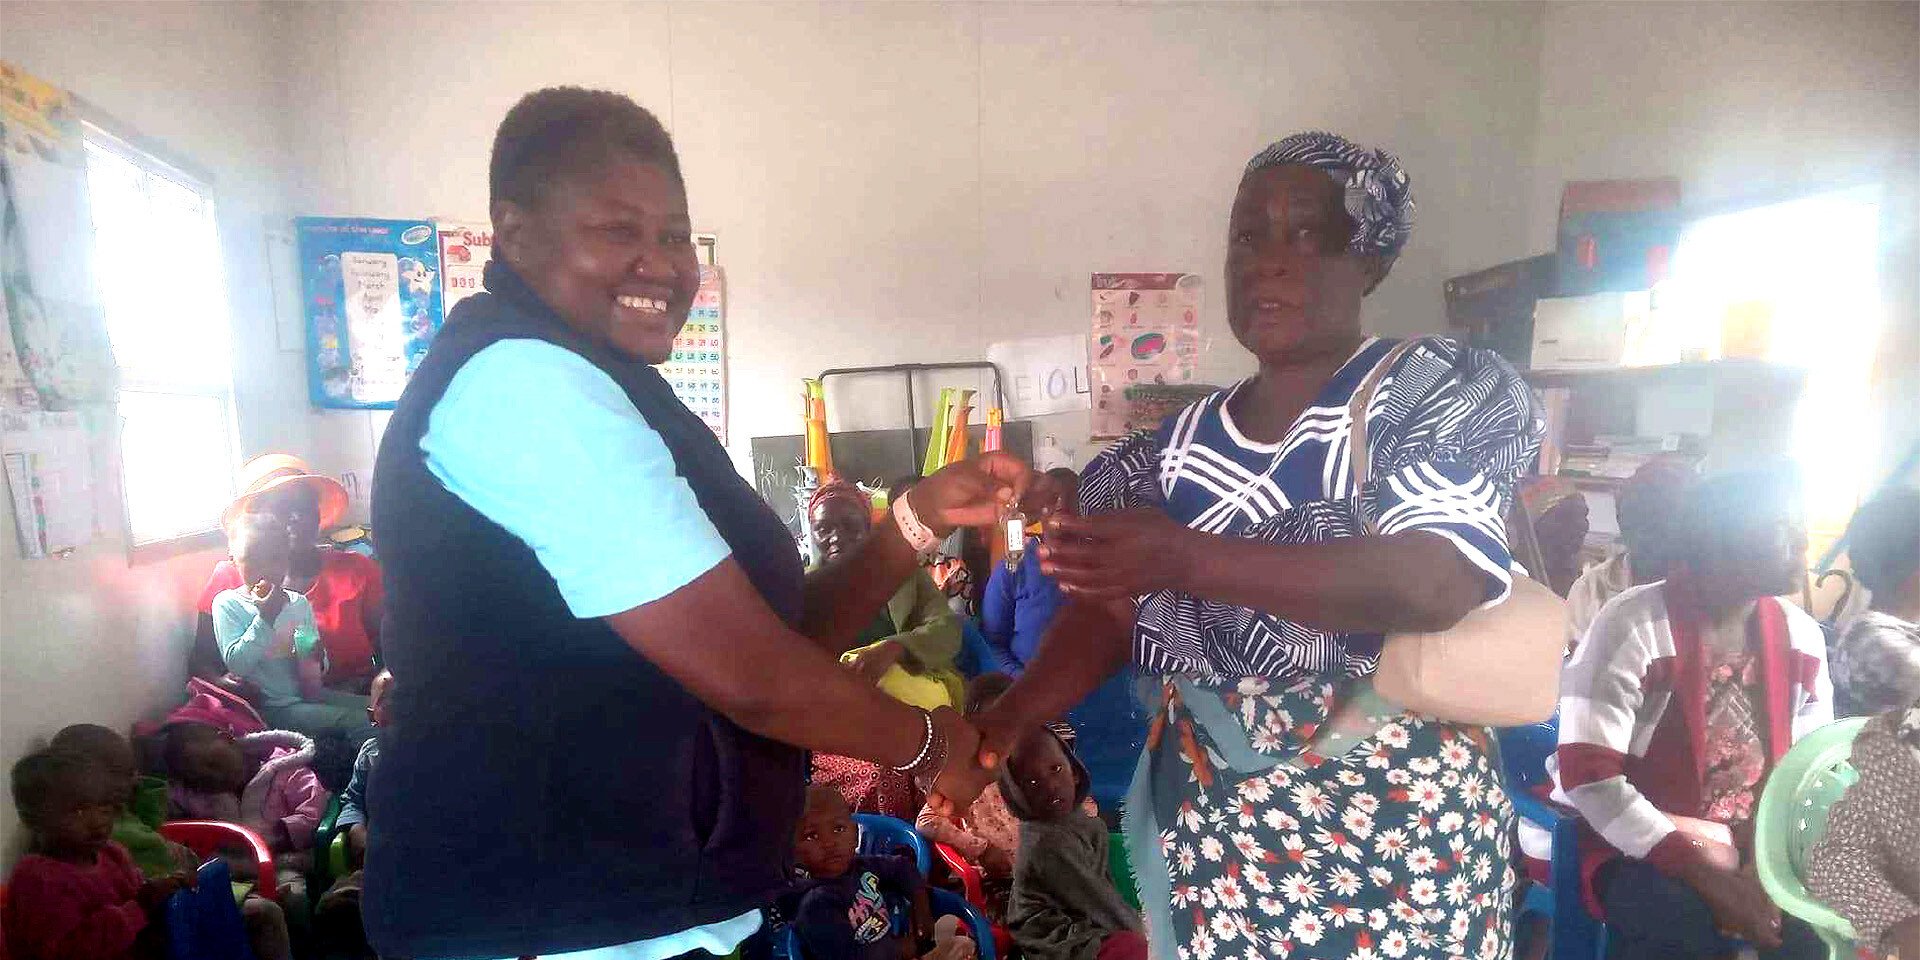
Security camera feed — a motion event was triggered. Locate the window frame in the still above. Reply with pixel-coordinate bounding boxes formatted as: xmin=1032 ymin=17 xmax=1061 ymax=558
xmin=79 ymin=117 xmax=239 ymax=563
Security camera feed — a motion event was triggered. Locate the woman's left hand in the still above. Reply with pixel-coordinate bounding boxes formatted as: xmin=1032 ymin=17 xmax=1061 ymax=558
xmin=1039 ymin=508 xmax=1200 ymax=598
xmin=908 ymin=451 xmax=1038 ymax=533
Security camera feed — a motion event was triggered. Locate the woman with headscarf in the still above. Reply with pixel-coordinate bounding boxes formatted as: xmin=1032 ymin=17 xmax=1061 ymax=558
xmin=943 ymin=133 xmax=1543 ymax=960
xmin=193 ymin=454 xmax=384 ymax=695
xmin=364 ymin=88 xmax=1022 ymax=960
xmin=808 ymin=479 xmax=967 ymax=712
xmin=807 ymin=479 xmax=966 ymax=818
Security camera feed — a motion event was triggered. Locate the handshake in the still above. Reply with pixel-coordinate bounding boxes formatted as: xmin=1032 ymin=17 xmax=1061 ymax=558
xmin=919 ymin=704 xmax=1022 ymax=818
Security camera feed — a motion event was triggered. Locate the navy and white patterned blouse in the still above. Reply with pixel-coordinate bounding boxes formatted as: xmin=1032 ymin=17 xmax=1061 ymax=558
xmin=1079 ymin=336 xmax=1541 ymax=685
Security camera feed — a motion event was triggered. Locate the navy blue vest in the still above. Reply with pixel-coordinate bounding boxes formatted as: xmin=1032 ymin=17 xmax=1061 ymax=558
xmin=364 ymin=261 xmax=806 ymax=958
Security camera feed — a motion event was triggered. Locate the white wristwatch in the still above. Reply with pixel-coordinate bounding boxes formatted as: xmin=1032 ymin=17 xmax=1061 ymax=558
xmin=891 ymin=491 xmax=943 ymax=553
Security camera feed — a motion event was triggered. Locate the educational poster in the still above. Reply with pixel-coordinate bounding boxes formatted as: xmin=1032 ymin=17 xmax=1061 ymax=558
xmin=296 ymin=217 xmax=443 ymax=409
xmin=2 ymin=409 xmax=92 ymax=558
xmin=436 ymin=220 xmax=492 ymax=315
xmin=658 ymin=264 xmax=726 ymax=443
xmin=1089 ymin=272 xmax=1202 ymax=438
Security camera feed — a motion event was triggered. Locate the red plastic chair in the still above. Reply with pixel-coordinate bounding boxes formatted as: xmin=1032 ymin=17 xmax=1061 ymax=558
xmin=158 ymin=820 xmax=278 ymax=901
xmin=932 ymin=842 xmax=1013 ymax=959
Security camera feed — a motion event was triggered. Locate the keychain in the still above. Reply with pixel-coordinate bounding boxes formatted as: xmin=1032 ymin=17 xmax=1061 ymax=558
xmin=1002 ymin=509 xmax=1028 ymax=571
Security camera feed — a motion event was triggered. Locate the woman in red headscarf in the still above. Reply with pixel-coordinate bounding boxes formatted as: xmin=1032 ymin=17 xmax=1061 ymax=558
xmin=192 ymin=454 xmax=385 ymax=695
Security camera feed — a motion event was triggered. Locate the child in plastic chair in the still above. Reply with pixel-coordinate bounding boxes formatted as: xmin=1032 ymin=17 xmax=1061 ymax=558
xmin=783 ymin=786 xmax=976 ymax=960
xmin=999 ymin=728 xmax=1144 ymax=960
xmin=212 ymin=513 xmax=374 ymax=751
xmin=2 ymin=749 xmax=193 ymax=960
xmin=49 ymin=724 xmax=197 ymax=881
xmin=164 ymin=721 xmax=323 ymax=960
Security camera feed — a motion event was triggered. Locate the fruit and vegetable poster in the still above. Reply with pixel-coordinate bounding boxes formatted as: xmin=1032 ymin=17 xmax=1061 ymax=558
xmin=436 ymin=220 xmax=492 ymax=316
xmin=1089 ymin=272 xmax=1202 ymax=438
xmin=297 ymin=217 xmax=444 ymax=409
xmin=657 ymin=264 xmax=726 ymax=444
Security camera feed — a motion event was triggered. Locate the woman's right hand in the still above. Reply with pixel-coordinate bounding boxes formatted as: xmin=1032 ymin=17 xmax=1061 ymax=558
xmin=907 ymin=451 xmax=1038 ymax=534
xmin=926 ymin=707 xmax=991 ymax=813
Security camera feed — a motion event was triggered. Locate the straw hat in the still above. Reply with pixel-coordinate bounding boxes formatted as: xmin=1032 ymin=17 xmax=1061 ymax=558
xmin=222 ymin=454 xmax=350 ymax=533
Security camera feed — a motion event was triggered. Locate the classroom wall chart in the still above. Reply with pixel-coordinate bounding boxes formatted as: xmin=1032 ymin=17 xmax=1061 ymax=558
xmin=657 ymin=264 xmax=727 ymax=444
xmin=1089 ymin=272 xmax=1202 ymax=438
xmin=436 ymin=220 xmax=492 ymax=315
xmin=296 ymin=217 xmax=444 ymax=409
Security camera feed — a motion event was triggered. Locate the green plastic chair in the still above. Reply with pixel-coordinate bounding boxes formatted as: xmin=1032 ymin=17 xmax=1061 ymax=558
xmin=1754 ymin=716 xmax=1868 ymax=960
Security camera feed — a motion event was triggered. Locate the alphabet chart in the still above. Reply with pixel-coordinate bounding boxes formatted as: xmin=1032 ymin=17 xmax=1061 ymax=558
xmin=658 ymin=264 xmax=727 ymax=444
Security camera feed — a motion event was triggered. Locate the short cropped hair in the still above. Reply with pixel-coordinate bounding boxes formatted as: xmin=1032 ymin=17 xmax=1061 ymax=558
xmin=11 ymin=749 xmax=103 ymax=828
xmin=1844 ymin=486 xmax=1920 ymax=595
xmin=489 ymin=86 xmax=681 ymax=208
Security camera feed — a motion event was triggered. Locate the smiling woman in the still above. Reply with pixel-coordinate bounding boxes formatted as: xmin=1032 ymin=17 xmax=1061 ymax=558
xmin=364 ymin=87 xmax=1031 ymax=960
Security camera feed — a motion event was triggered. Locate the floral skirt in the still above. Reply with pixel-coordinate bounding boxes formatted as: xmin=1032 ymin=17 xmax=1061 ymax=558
xmin=1137 ymin=678 xmax=1516 ymax=960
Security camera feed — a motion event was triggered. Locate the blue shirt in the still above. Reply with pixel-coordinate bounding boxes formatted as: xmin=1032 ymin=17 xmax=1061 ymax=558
xmin=420 ymin=338 xmax=756 ymax=959
xmin=211 ymin=588 xmax=319 ymax=709
xmin=979 ymin=538 xmax=1063 ymax=676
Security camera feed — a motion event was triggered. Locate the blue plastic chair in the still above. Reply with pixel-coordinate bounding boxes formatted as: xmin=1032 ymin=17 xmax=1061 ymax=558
xmin=854 ymin=814 xmax=931 ymax=876
xmin=166 ymin=856 xmax=253 ymax=960
xmin=1499 ymin=718 xmax=1606 ymax=960
xmin=784 ymin=885 xmax=996 ymax=960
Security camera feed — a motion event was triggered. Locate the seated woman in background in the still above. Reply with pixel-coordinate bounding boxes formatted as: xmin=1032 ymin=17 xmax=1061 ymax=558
xmin=1804 ymin=699 xmax=1920 ymax=960
xmin=1565 ymin=457 xmax=1695 ymax=654
xmin=1555 ymin=466 xmax=1831 ymax=960
xmin=808 ymin=479 xmax=965 ymax=817
xmin=812 ymin=479 xmax=965 ymax=710
xmin=1830 ymin=485 xmax=1920 ymax=717
xmin=193 ymin=455 xmax=383 ymax=695
xmin=1520 ymin=474 xmax=1588 ymax=598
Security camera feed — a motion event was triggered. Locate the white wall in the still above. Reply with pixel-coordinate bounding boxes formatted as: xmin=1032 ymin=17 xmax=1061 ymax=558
xmin=282 ymin=1 xmax=1546 ymax=483
xmin=0 ymin=1 xmax=305 ymax=857
xmin=1530 ymin=0 xmax=1920 ymax=481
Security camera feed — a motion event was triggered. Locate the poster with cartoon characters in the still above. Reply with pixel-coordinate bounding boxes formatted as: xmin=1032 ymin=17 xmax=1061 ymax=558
xmin=656 ymin=264 xmax=726 ymax=444
xmin=296 ymin=217 xmax=443 ymax=409
xmin=1089 ymin=272 xmax=1202 ymax=438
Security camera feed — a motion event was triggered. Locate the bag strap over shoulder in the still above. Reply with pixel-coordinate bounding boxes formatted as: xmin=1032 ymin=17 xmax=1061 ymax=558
xmin=1346 ymin=338 xmax=1421 ymax=532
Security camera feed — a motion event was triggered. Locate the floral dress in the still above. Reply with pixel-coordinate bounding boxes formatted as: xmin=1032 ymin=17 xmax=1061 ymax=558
xmin=1079 ymin=337 xmax=1540 ymax=960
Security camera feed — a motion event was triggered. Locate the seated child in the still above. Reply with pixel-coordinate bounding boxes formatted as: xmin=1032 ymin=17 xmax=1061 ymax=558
xmin=999 ymin=728 xmax=1144 ymax=960
xmin=312 ymin=668 xmax=393 ymax=959
xmin=1830 ymin=486 xmax=1920 ymax=717
xmin=916 ymin=674 xmax=1099 ymax=922
xmin=213 ymin=513 xmax=374 ymax=750
xmin=52 ymin=721 xmax=299 ymax=960
xmin=1804 ymin=700 xmax=1920 ymax=960
xmin=163 ymin=721 xmax=327 ymax=951
xmin=2 ymin=749 xmax=192 ymax=960
xmin=782 ymin=785 xmax=975 ymax=960
xmin=49 ymin=724 xmax=196 ymax=881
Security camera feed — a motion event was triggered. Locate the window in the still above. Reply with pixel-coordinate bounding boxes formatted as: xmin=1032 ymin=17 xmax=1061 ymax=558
xmin=1664 ymin=187 xmax=1884 ymax=549
xmin=82 ymin=129 xmax=237 ymax=548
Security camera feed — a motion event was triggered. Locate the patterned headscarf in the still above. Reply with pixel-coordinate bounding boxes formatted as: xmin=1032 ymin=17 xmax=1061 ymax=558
xmin=1244 ymin=132 xmax=1415 ymax=260
xmin=806 ymin=478 xmax=871 ymax=519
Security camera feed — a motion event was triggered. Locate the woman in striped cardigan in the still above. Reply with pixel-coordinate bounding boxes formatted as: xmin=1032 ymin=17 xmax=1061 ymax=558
xmin=1555 ymin=467 xmax=1831 ymax=960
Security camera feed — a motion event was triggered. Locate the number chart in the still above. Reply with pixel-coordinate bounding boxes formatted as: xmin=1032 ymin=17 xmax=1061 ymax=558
xmin=658 ymin=264 xmax=728 ymax=444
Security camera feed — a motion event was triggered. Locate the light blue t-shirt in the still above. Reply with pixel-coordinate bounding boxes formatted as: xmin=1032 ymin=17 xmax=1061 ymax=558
xmin=211 ymin=588 xmax=319 ymax=709
xmin=421 ymin=338 xmax=754 ymax=959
